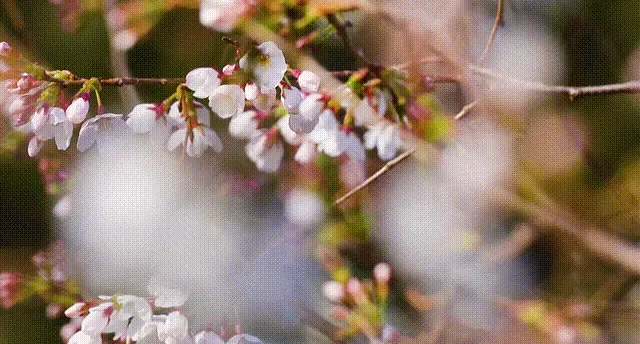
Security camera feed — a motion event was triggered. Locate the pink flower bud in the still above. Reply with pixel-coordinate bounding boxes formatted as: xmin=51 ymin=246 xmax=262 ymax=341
xmin=0 ymin=42 xmax=11 ymax=57
xmin=373 ymin=263 xmax=392 ymax=284
xmin=223 ymin=64 xmax=237 ymax=76
xmin=66 ymin=92 xmax=90 ymax=124
xmin=64 ymin=302 xmax=87 ymax=318
xmin=346 ymin=278 xmax=367 ymax=304
xmin=322 ymin=281 xmax=345 ymax=303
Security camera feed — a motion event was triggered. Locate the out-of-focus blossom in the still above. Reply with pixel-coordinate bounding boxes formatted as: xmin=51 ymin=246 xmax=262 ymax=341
xmin=245 ymin=129 xmax=284 ymax=172
xmin=126 ymin=103 xmax=168 ymax=134
xmin=200 ymin=0 xmax=251 ymax=33
xmin=77 ymin=113 xmax=130 ymax=153
xmin=284 ymin=188 xmax=326 ymax=226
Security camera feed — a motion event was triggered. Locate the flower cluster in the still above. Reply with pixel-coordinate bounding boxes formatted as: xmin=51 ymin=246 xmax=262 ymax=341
xmin=322 ymin=263 xmax=398 ymax=343
xmin=65 ymin=286 xmax=262 ymax=344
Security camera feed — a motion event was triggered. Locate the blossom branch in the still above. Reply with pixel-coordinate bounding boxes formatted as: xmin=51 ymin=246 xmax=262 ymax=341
xmin=44 ymin=75 xmax=186 ymax=87
xmin=478 ymin=0 xmax=505 ymax=64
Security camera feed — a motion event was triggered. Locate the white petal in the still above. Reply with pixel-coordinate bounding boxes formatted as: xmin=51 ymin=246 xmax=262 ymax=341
xmin=282 ymin=86 xmax=302 ymax=113
xmin=194 ymin=331 xmax=224 ymax=344
xmin=77 ymin=120 xmax=99 ymax=152
xmin=167 ymin=128 xmax=186 ymax=151
xmin=167 ymin=102 xmax=184 ymax=125
xmin=194 ymin=101 xmax=211 ymax=127
xmin=68 ymin=331 xmax=101 ymax=344
xmin=294 ymin=140 xmax=316 ymax=163
xmin=298 ymin=71 xmax=320 ymax=93
xmin=377 ymin=124 xmax=399 ymax=160
xmin=27 ymin=137 xmax=43 ymax=157
xmin=298 ymin=93 xmax=324 ymax=122
xmin=95 ymin=116 xmax=130 ymax=154
xmin=30 ymin=107 xmax=48 ymax=132
xmin=186 ymin=68 xmax=221 ymax=98
xmin=354 ymin=99 xmax=378 ymax=127
xmin=307 ymin=110 xmax=339 ymax=144
xmin=229 ymin=111 xmax=259 ymax=139
xmin=277 ymin=115 xmax=302 ymax=145
xmin=345 ymin=132 xmax=366 ymax=162
xmin=256 ymin=142 xmax=284 ymax=172
xmin=164 ymin=311 xmax=188 ymax=339
xmin=50 ymin=107 xmax=68 ymax=125
xmin=288 ymin=113 xmax=318 ymax=134
xmin=364 ymin=121 xmax=385 ymax=150
xmin=186 ymin=128 xmax=207 ymax=157
xmin=209 ymin=85 xmax=245 ymax=119
xmin=202 ymin=126 xmax=223 ymax=153
xmin=67 ymin=97 xmax=90 ymax=124
xmin=154 ymin=287 xmax=189 ymax=308
xmin=245 ymin=82 xmax=258 ymax=101
xmin=227 ymin=334 xmax=263 ymax=344
xmin=81 ymin=312 xmax=109 ymax=336
xmin=126 ymin=104 xmax=157 ymax=134
xmin=252 ymin=88 xmax=276 ymax=112
xmin=285 ymin=188 xmax=326 ymax=226
xmin=54 ymin=120 xmax=74 ymax=150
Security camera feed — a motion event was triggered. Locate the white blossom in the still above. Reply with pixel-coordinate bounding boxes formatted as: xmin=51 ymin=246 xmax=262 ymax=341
xmin=294 ymin=140 xmax=317 ymax=163
xmin=245 ymin=130 xmax=284 ymax=172
xmin=186 ymin=68 xmax=221 ymax=99
xmin=126 ymin=103 xmax=166 ymax=134
xmin=66 ymin=92 xmax=90 ymax=124
xmin=252 ymin=87 xmax=276 ymax=112
xmin=209 ymin=84 xmax=245 ymax=118
xmin=81 ymin=302 xmax=113 ymax=336
xmin=322 ymin=281 xmax=345 ymax=303
xmin=239 ymin=41 xmax=287 ymax=89
xmin=364 ymin=121 xmax=401 ymax=161
xmin=289 ymin=93 xmax=324 ymax=134
xmin=284 ymin=188 xmax=326 ymax=226
xmin=168 ymin=101 xmax=210 ymax=127
xmin=30 ymin=106 xmax=74 ymax=152
xmin=281 ymin=86 xmax=302 ymax=114
xmin=199 ymin=0 xmax=249 ymax=33
xmin=77 ymin=113 xmax=130 ymax=153
xmin=354 ymin=98 xmax=381 ymax=127
xmin=27 ymin=137 xmax=43 ymax=157
xmin=167 ymin=125 xmax=223 ymax=157
xmin=68 ymin=331 xmax=101 ymax=344
xmin=157 ymin=311 xmax=190 ymax=344
xmin=244 ymin=82 xmax=258 ymax=101
xmin=297 ymin=71 xmax=320 ymax=93
xmin=194 ymin=331 xmax=225 ymax=344
xmin=229 ymin=110 xmax=260 ymax=139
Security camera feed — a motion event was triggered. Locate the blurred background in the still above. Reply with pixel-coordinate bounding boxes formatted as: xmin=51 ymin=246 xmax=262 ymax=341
xmin=3 ymin=0 xmax=640 ymax=343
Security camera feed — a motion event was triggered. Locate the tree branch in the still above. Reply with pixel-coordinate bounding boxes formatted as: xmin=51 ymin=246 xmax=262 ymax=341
xmin=45 ymin=76 xmax=185 ymax=87
xmin=478 ymin=0 xmax=505 ymax=64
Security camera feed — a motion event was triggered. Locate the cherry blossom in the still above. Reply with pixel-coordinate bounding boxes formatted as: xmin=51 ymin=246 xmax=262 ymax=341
xmin=67 ymin=331 xmax=100 ymax=344
xmin=168 ymin=101 xmax=210 ymax=127
xmin=126 ymin=103 xmax=168 ymax=133
xmin=245 ymin=129 xmax=284 ymax=172
xmin=148 ymin=283 xmax=189 ymax=308
xmin=284 ymin=188 xmax=326 ymax=226
xmin=354 ymin=98 xmax=381 ymax=127
xmin=199 ymin=0 xmax=250 ymax=33
xmin=167 ymin=125 xmax=223 ymax=157
xmin=289 ymin=93 xmax=324 ymax=134
xmin=239 ymin=41 xmax=287 ymax=89
xmin=29 ymin=106 xmax=73 ymax=155
xmin=364 ymin=121 xmax=401 ymax=161
xmin=157 ymin=311 xmax=191 ymax=344
xmin=186 ymin=67 xmax=221 ymax=99
xmin=252 ymin=87 xmax=277 ymax=112
xmin=281 ymin=85 xmax=302 ymax=114
xmin=229 ymin=110 xmax=260 ymax=139
xmin=76 ymin=113 xmax=130 ymax=153
xmin=209 ymin=84 xmax=245 ymax=118
xmin=66 ymin=92 xmax=90 ymax=124
xmin=297 ymin=71 xmax=321 ymax=93
xmin=322 ymin=281 xmax=345 ymax=303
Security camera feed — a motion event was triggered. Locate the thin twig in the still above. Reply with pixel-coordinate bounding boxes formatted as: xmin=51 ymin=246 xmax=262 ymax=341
xmin=326 ymin=13 xmax=369 ymax=66
xmin=334 ymin=148 xmax=415 ymax=206
xmin=478 ymin=0 xmax=505 ymax=64
xmin=454 ymin=101 xmax=478 ymax=120
xmin=45 ymin=76 xmax=185 ymax=87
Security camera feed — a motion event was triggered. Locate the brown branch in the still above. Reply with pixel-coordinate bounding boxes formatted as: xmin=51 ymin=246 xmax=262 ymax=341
xmin=478 ymin=0 xmax=505 ymax=64
xmin=334 ymin=148 xmax=415 ymax=206
xmin=45 ymin=76 xmax=186 ymax=87
xmin=326 ymin=13 xmax=369 ymax=66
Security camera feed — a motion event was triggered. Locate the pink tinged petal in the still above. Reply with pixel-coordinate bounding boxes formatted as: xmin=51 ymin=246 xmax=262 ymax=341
xmin=50 ymin=107 xmax=67 ymax=125
xmin=209 ymin=84 xmax=245 ymax=119
xmin=54 ymin=120 xmax=74 ymax=150
xmin=298 ymin=71 xmax=321 ymax=93
xmin=227 ymin=334 xmax=263 ymax=344
xmin=167 ymin=128 xmax=187 ymax=151
xmin=65 ymin=302 xmax=87 ymax=318
xmin=282 ymin=86 xmax=302 ymax=113
xmin=294 ymin=140 xmax=316 ymax=163
xmin=194 ymin=331 xmax=225 ymax=344
xmin=245 ymin=82 xmax=258 ymax=101
xmin=67 ymin=97 xmax=90 ymax=124
xmin=27 ymin=137 xmax=43 ymax=157
xmin=68 ymin=331 xmax=101 ymax=344
xmin=186 ymin=68 xmax=221 ymax=98
xmin=77 ymin=120 xmax=99 ymax=152
xmin=202 ymin=126 xmax=223 ymax=153
xmin=126 ymin=104 xmax=157 ymax=133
